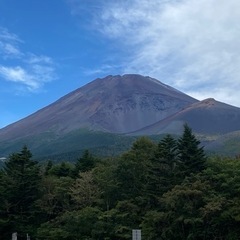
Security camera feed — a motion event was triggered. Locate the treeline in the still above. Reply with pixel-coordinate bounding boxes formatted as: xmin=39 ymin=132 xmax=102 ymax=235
xmin=0 ymin=125 xmax=240 ymax=239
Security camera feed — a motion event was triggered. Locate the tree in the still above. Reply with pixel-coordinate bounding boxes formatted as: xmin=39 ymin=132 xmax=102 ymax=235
xmin=201 ymin=157 xmax=240 ymax=239
xmin=146 ymin=135 xmax=178 ymax=206
xmin=93 ymin=157 xmax=120 ymax=211
xmin=156 ymin=134 xmax=177 ymax=165
xmin=177 ymin=124 xmax=206 ymax=176
xmin=36 ymin=176 xmax=74 ymax=221
xmin=73 ymin=150 xmax=97 ymax=177
xmin=115 ymin=137 xmax=156 ymax=200
xmin=36 ymin=207 xmax=102 ymax=240
xmin=70 ymin=170 xmax=100 ymax=209
xmin=44 ymin=160 xmax=53 ymax=175
xmin=48 ymin=161 xmax=74 ymax=178
xmin=0 ymin=146 xmax=41 ymax=239
xmin=158 ymin=176 xmax=209 ymax=240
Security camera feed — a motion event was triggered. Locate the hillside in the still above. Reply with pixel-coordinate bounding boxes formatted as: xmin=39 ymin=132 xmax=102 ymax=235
xmin=132 ymin=98 xmax=240 ymax=135
xmin=0 ymin=74 xmax=240 ymax=158
xmin=0 ymin=74 xmax=197 ymax=139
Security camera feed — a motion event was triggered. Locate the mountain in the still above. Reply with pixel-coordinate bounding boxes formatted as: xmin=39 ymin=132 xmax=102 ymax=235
xmin=0 ymin=74 xmax=240 ymax=158
xmin=0 ymin=74 xmax=196 ymax=140
xmin=132 ymin=98 xmax=240 ymax=135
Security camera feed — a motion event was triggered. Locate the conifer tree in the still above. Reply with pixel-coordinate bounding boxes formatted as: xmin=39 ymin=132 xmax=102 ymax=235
xmin=177 ymin=124 xmax=206 ymax=176
xmin=146 ymin=135 xmax=177 ymax=204
xmin=73 ymin=150 xmax=96 ymax=177
xmin=156 ymin=134 xmax=177 ymax=170
xmin=0 ymin=146 xmax=41 ymax=238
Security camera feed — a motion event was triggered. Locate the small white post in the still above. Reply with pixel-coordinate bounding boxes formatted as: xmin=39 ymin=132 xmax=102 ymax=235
xmin=132 ymin=229 xmax=141 ymax=240
xmin=12 ymin=232 xmax=17 ymax=240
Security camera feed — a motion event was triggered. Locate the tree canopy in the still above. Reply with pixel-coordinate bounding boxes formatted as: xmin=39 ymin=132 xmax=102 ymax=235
xmin=0 ymin=126 xmax=240 ymax=239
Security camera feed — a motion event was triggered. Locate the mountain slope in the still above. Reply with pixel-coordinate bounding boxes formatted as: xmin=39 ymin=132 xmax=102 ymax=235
xmin=1 ymin=74 xmax=240 ymax=159
xmin=0 ymin=74 xmax=197 ymax=141
xmin=132 ymin=98 xmax=240 ymax=135
xmin=205 ymin=130 xmax=240 ymax=156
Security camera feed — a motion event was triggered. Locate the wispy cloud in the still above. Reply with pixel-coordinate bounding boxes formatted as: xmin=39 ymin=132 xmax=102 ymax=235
xmin=0 ymin=66 xmax=39 ymax=90
xmin=2 ymin=43 xmax=22 ymax=57
xmin=89 ymin=0 xmax=240 ymax=106
xmin=0 ymin=27 xmax=56 ymax=92
xmin=27 ymin=54 xmax=54 ymax=65
xmin=0 ymin=27 xmax=23 ymax=58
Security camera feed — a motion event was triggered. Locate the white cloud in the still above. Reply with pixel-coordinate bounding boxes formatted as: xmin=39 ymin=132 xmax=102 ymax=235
xmin=27 ymin=54 xmax=53 ymax=65
xmin=95 ymin=0 xmax=240 ymax=107
xmin=31 ymin=64 xmax=55 ymax=83
xmin=0 ymin=27 xmax=22 ymax=42
xmin=0 ymin=28 xmax=56 ymax=91
xmin=0 ymin=28 xmax=22 ymax=58
xmin=0 ymin=66 xmax=39 ymax=90
xmin=3 ymin=43 xmax=22 ymax=57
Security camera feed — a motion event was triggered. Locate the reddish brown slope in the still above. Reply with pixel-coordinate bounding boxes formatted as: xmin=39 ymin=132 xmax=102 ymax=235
xmin=0 ymin=74 xmax=197 ymax=140
xmin=132 ymin=98 xmax=240 ymax=135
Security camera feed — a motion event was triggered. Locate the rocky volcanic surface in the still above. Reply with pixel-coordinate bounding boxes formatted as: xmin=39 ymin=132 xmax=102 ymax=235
xmin=133 ymin=98 xmax=240 ymax=135
xmin=1 ymin=74 xmax=240 ymax=158
xmin=0 ymin=74 xmax=197 ymax=140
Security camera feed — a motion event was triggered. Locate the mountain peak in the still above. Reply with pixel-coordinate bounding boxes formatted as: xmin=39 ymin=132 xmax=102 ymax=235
xmin=0 ymin=74 xmax=240 ymax=158
xmin=199 ymin=98 xmax=216 ymax=106
xmin=86 ymin=74 xmax=191 ymax=98
xmin=0 ymin=74 xmax=197 ymax=139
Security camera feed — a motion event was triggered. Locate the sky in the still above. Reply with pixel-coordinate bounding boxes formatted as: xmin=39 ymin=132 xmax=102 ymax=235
xmin=0 ymin=0 xmax=240 ymax=128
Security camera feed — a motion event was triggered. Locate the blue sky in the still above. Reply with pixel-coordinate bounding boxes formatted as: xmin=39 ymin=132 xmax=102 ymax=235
xmin=0 ymin=0 xmax=239 ymax=128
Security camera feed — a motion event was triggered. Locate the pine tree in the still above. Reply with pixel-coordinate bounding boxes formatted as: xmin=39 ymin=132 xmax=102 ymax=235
xmin=177 ymin=124 xmax=206 ymax=176
xmin=0 ymin=146 xmax=41 ymax=238
xmin=146 ymin=135 xmax=177 ymax=205
xmin=156 ymin=134 xmax=177 ymax=170
xmin=73 ymin=150 xmax=96 ymax=177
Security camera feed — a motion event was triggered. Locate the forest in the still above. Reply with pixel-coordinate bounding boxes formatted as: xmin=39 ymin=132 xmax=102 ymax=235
xmin=0 ymin=124 xmax=240 ymax=239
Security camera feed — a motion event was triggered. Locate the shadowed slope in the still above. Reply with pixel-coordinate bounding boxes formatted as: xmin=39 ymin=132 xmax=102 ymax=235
xmin=132 ymin=98 xmax=240 ymax=135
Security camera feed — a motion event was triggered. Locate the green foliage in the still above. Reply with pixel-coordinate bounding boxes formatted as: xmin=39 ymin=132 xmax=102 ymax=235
xmin=160 ymin=176 xmax=209 ymax=239
xmin=36 ymin=176 xmax=74 ymax=220
xmin=146 ymin=134 xmax=178 ymax=206
xmin=72 ymin=150 xmax=98 ymax=177
xmin=37 ymin=207 xmax=103 ymax=240
xmin=44 ymin=160 xmax=53 ymax=175
xmin=48 ymin=161 xmax=74 ymax=177
xmin=71 ymin=171 xmax=101 ymax=209
xmin=177 ymin=124 xmax=206 ymax=176
xmin=114 ymin=137 xmax=156 ymax=200
xmin=0 ymin=146 xmax=41 ymax=238
xmin=156 ymin=134 xmax=177 ymax=163
xmin=93 ymin=157 xmax=120 ymax=210
xmin=1 ymin=129 xmax=240 ymax=239
xmin=0 ymin=129 xmax=137 ymax=161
